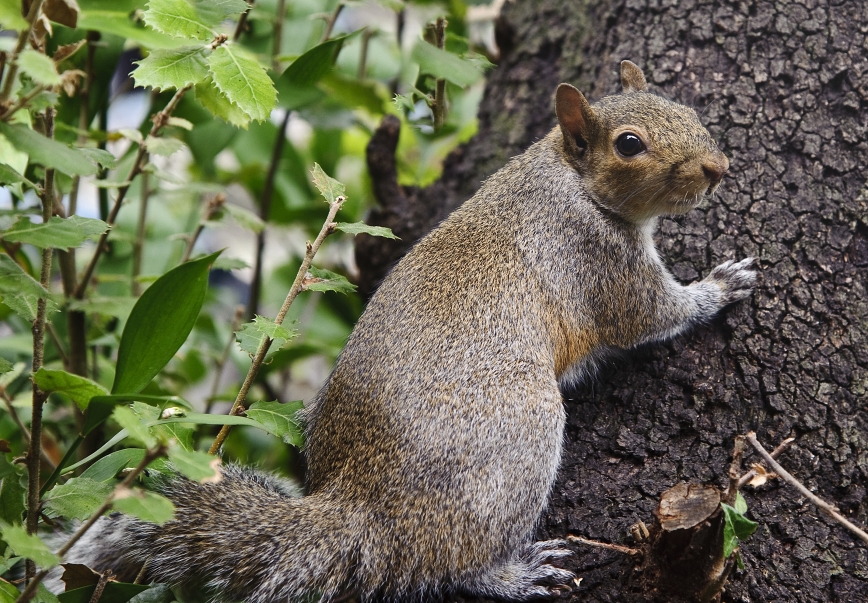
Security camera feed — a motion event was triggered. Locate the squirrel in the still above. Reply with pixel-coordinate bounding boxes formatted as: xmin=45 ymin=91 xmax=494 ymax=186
xmin=63 ymin=61 xmax=756 ymax=602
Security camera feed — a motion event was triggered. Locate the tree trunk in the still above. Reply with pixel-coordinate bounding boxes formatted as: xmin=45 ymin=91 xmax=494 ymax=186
xmin=361 ymin=0 xmax=868 ymax=600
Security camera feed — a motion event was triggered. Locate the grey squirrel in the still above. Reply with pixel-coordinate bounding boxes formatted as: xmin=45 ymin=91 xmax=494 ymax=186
xmin=66 ymin=61 xmax=756 ymax=602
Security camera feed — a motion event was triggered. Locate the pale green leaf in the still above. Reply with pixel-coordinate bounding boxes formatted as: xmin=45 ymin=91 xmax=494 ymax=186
xmin=0 ymin=2 xmax=28 ymax=30
xmin=0 ymin=255 xmax=57 ymax=321
xmin=194 ymin=78 xmax=250 ymax=128
xmin=235 ymin=315 xmax=297 ymax=359
xmin=245 ymin=400 xmax=304 ymax=447
xmin=411 ymin=40 xmax=484 ymax=87
xmin=133 ymin=45 xmax=209 ymax=90
xmin=1 ymin=215 xmax=109 ymax=249
xmin=222 ymin=203 xmax=264 ymax=233
xmin=33 ymin=368 xmax=108 ymax=412
xmin=192 ymin=0 xmax=249 ymax=26
xmin=80 ymin=449 xmax=146 ymax=482
xmin=304 ymin=266 xmax=356 ymax=295
xmin=167 ymin=116 xmax=194 ymax=130
xmin=735 ymin=491 xmax=748 ymax=514
xmin=113 ymin=489 xmax=175 ymax=525
xmin=143 ymin=0 xmax=213 ymax=41
xmin=68 ymin=296 xmax=137 ymax=319
xmin=0 ymin=525 xmax=59 ymax=568
xmin=0 ymin=162 xmax=37 ymax=188
xmin=335 ymin=221 xmax=398 ymax=239
xmin=0 ymin=122 xmax=98 ymax=176
xmin=212 ymin=256 xmax=249 ymax=271
xmin=167 ymin=447 xmax=220 ymax=482
xmin=145 ymin=135 xmax=185 ymax=156
xmin=17 ymin=49 xmax=62 ymax=87
xmin=43 ymin=477 xmax=113 ymax=521
xmin=78 ymin=148 xmax=117 ymax=169
xmin=310 ymin=162 xmax=345 ymax=203
xmin=207 ymin=44 xmax=275 ymax=122
xmin=112 ymin=406 xmax=158 ymax=449
xmin=118 ymin=128 xmax=143 ymax=144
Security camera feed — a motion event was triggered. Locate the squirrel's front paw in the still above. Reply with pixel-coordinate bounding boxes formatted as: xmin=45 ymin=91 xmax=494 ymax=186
xmin=705 ymin=257 xmax=757 ymax=306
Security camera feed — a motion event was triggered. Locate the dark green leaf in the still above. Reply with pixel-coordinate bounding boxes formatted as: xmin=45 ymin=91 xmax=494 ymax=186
xmin=57 ymin=583 xmax=150 ymax=603
xmin=80 ymin=449 xmax=146 ymax=482
xmin=43 ymin=478 xmax=113 ymax=521
xmin=1 ymin=215 xmax=109 ymax=249
xmin=0 ymin=254 xmax=56 ymax=321
xmin=33 ymin=368 xmax=108 ymax=412
xmin=0 ymin=122 xmax=98 ymax=176
xmin=304 ymin=266 xmax=356 ymax=295
xmin=335 ymin=221 xmax=398 ymax=239
xmin=721 ymin=502 xmax=758 ymax=558
xmin=0 ymin=475 xmax=26 ymax=525
xmin=112 ymin=251 xmax=221 ymax=395
xmin=410 ymin=40 xmax=484 ymax=87
xmin=113 ymin=489 xmax=175 ymax=524
xmin=0 ymin=358 xmax=12 ymax=374
xmin=278 ymin=31 xmax=360 ymax=88
xmin=245 ymin=400 xmax=304 ymax=447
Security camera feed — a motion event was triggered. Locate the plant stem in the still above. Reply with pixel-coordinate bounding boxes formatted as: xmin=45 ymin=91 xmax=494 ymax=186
xmin=25 ymin=106 xmax=55 ymax=582
xmin=0 ymin=390 xmax=55 ymax=470
xmin=73 ymin=85 xmax=191 ymax=299
xmin=15 ymin=446 xmax=166 ymax=603
xmin=233 ymin=0 xmax=254 ymax=42
xmin=322 ymin=2 xmax=344 ymax=42
xmin=272 ymin=0 xmax=288 ymax=69
xmin=431 ymin=17 xmax=447 ymax=130
xmin=181 ymin=193 xmax=225 ymax=264
xmin=737 ymin=436 xmax=794 ymax=489
xmin=745 ymin=432 xmax=868 ymax=547
xmin=210 ymin=196 xmax=346 ymax=454
xmin=0 ymin=0 xmax=46 ymax=103
xmin=358 ymin=28 xmax=374 ymax=79
xmin=131 ymin=166 xmax=150 ymax=296
xmin=205 ymin=305 xmax=245 ymax=416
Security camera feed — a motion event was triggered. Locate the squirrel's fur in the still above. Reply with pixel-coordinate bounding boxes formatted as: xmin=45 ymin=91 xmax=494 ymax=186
xmin=64 ymin=61 xmax=756 ymax=602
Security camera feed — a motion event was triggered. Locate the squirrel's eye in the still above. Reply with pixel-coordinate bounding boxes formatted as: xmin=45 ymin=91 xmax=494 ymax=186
xmin=615 ymin=133 xmax=645 ymax=157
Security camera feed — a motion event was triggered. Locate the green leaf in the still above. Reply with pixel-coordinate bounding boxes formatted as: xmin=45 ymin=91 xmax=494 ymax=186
xmin=194 ymin=78 xmax=250 ymax=128
xmin=304 ymin=266 xmax=356 ymax=295
xmin=735 ymin=491 xmax=748 ymax=515
xmin=0 ymin=123 xmax=98 ymax=176
xmin=221 ymin=203 xmax=264 ymax=233
xmin=0 ymin=525 xmax=59 ymax=568
xmin=143 ymin=0 xmax=213 ymax=41
xmin=721 ymin=502 xmax=758 ymax=558
xmin=17 ymin=49 xmax=62 ymax=87
xmin=68 ymin=296 xmax=137 ymax=319
xmin=113 ymin=406 xmax=159 ymax=449
xmin=278 ymin=31 xmax=359 ymax=88
xmin=127 ymin=584 xmax=175 ymax=603
xmin=77 ymin=148 xmax=117 ymax=169
xmin=33 ymin=368 xmax=108 ymax=412
xmin=133 ymin=45 xmax=209 ymax=90
xmin=80 ymin=449 xmax=146 ymax=482
xmin=57 ymin=582 xmax=150 ymax=603
xmin=335 ymin=221 xmax=398 ymax=239
xmin=310 ymin=162 xmax=345 ymax=203
xmin=410 ymin=40 xmax=484 ymax=87
xmin=191 ymin=0 xmax=249 ymax=26
xmin=235 ymin=315 xmax=297 ymax=359
xmin=113 ymin=489 xmax=175 ymax=524
xmin=145 ymin=135 xmax=185 ymax=156
xmin=112 ymin=250 xmax=221 ymax=395
xmin=207 ymin=44 xmax=276 ymax=122
xmin=0 ymin=474 xmax=26 ymax=525
xmin=0 ymin=162 xmax=37 ymax=188
xmin=0 ymin=254 xmax=56 ymax=322
xmin=79 ymin=10 xmax=183 ymax=50
xmin=245 ymin=400 xmax=304 ymax=447
xmin=0 ymin=578 xmax=19 ymax=603
xmin=0 ymin=2 xmax=28 ymax=30
xmin=43 ymin=478 xmax=112 ymax=521
xmin=1 ymin=215 xmax=109 ymax=249
xmin=35 ymin=582 xmax=60 ymax=603
xmin=167 ymin=447 xmax=220 ymax=482
xmin=0 ymin=358 xmax=12 ymax=374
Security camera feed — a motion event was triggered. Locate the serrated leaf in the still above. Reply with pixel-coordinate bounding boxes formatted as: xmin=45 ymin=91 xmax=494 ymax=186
xmin=208 ymin=44 xmax=275 ymax=122
xmin=43 ymin=477 xmax=112 ymax=521
xmin=335 ymin=221 xmax=398 ymax=239
xmin=194 ymin=78 xmax=250 ymax=128
xmin=133 ymin=45 xmax=209 ymax=91
xmin=1 ymin=215 xmax=109 ymax=249
xmin=33 ymin=368 xmax=108 ymax=412
xmin=411 ymin=40 xmax=484 ymax=87
xmin=112 ymin=251 xmax=220 ymax=395
xmin=304 ymin=266 xmax=356 ymax=294
xmin=17 ymin=49 xmax=62 ymax=87
xmin=145 ymin=135 xmax=185 ymax=156
xmin=77 ymin=147 xmax=117 ymax=169
xmin=0 ymin=122 xmax=97 ymax=176
xmin=143 ymin=0 xmax=213 ymax=41
xmin=310 ymin=162 xmax=344 ymax=203
xmin=167 ymin=447 xmax=220 ymax=482
xmin=222 ymin=203 xmax=264 ymax=233
xmin=112 ymin=406 xmax=158 ymax=449
xmin=80 ymin=449 xmax=146 ymax=482
xmin=0 ymin=525 xmax=59 ymax=568
xmin=0 ymin=254 xmax=57 ymax=322
xmin=245 ymin=400 xmax=304 ymax=447
xmin=113 ymin=489 xmax=175 ymax=524
xmin=235 ymin=315 xmax=297 ymax=359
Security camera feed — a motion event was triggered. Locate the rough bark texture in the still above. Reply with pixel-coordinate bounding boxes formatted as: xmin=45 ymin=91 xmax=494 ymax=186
xmin=360 ymin=0 xmax=868 ymax=601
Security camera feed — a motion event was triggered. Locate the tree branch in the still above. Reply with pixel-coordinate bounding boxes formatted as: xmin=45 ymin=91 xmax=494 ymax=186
xmin=0 ymin=0 xmax=46 ymax=103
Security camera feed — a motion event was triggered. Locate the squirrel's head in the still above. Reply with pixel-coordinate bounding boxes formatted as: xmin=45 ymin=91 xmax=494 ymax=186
xmin=555 ymin=60 xmax=729 ymax=224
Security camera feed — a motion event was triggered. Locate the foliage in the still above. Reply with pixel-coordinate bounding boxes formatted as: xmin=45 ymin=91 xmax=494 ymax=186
xmin=721 ymin=492 xmax=759 ymax=569
xmin=0 ymin=0 xmax=492 ymax=599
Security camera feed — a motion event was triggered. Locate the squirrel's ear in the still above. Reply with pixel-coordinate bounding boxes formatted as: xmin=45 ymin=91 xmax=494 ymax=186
xmin=620 ymin=60 xmax=648 ymax=92
xmin=556 ymin=83 xmax=595 ymax=157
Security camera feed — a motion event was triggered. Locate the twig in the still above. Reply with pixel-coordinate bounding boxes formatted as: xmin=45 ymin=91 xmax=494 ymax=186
xmin=322 ymin=2 xmax=344 ymax=42
xmin=745 ymin=432 xmax=868 ymax=547
xmin=431 ymin=17 xmax=447 ymax=129
xmin=131 ymin=167 xmax=150 ymax=295
xmin=0 ymin=389 xmax=55 ymax=470
xmin=233 ymin=1 xmax=254 ymax=42
xmin=567 ymin=534 xmax=640 ymax=556
xmin=205 ymin=305 xmax=245 ymax=416
xmin=209 ymin=195 xmax=346 ymax=454
xmin=723 ymin=434 xmax=746 ymax=505
xmin=15 ymin=446 xmax=166 ymax=603
xmin=0 ymin=84 xmax=47 ymax=121
xmin=246 ymin=111 xmax=290 ymax=319
xmin=737 ymin=436 xmax=794 ymax=489
xmin=25 ymin=106 xmax=55 ymax=582
xmin=0 ymin=0 xmax=46 ymax=103
xmin=357 ymin=28 xmax=374 ymax=79
xmin=182 ymin=193 xmax=226 ymax=265
xmin=87 ymin=569 xmax=113 ymax=603
xmin=272 ymin=0 xmax=287 ymax=69
xmin=73 ymin=85 xmax=191 ymax=299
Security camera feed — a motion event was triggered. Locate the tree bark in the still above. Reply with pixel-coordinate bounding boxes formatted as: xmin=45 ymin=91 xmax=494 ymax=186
xmin=361 ymin=0 xmax=868 ymax=600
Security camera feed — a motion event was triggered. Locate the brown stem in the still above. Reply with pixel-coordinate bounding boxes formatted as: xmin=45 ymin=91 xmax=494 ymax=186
xmin=246 ymin=110 xmax=290 ymax=320
xmin=210 ymin=195 xmax=346 ymax=454
xmin=182 ymin=193 xmax=225 ymax=265
xmin=0 ymin=84 xmax=47 ymax=121
xmin=0 ymin=389 xmax=55 ymax=470
xmin=322 ymin=2 xmax=344 ymax=42
xmin=737 ymin=436 xmax=794 ymax=489
xmin=14 ymin=446 xmax=166 ymax=603
xmin=0 ymin=0 xmax=46 ymax=103
xmin=87 ymin=570 xmax=113 ymax=603
xmin=233 ymin=1 xmax=254 ymax=42
xmin=131 ymin=166 xmax=150 ymax=296
xmin=567 ymin=534 xmax=639 ymax=556
xmin=73 ymin=85 xmax=191 ymax=299
xmin=745 ymin=432 xmax=868 ymax=547
xmin=358 ymin=28 xmax=374 ymax=79
xmin=272 ymin=0 xmax=287 ymax=69
xmin=723 ymin=434 xmax=746 ymax=505
xmin=431 ymin=17 xmax=447 ymax=130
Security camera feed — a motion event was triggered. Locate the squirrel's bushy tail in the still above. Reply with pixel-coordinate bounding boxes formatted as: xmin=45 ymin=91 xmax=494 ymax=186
xmin=64 ymin=465 xmax=359 ymax=603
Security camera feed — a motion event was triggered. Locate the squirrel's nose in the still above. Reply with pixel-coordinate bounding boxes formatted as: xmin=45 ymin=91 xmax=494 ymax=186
xmin=701 ymin=154 xmax=729 ymax=184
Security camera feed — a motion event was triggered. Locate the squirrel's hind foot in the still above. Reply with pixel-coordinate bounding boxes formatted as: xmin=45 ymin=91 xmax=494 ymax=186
xmin=464 ymin=540 xmax=576 ymax=601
